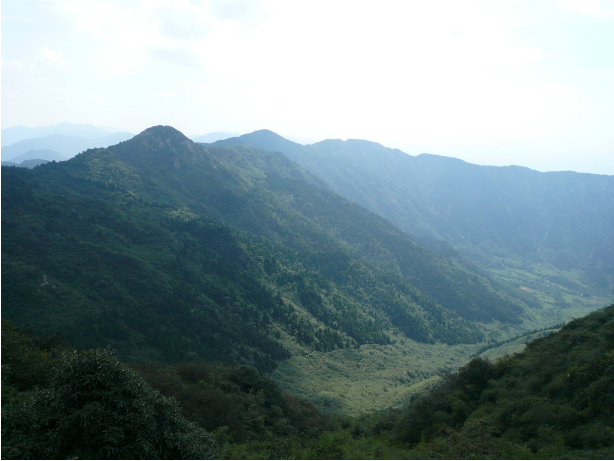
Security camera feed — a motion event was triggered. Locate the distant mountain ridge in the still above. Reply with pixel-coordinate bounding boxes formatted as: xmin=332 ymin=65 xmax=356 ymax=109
xmin=213 ymin=131 xmax=614 ymax=294
xmin=191 ymin=131 xmax=240 ymax=143
xmin=6 ymin=149 xmax=65 ymax=163
xmin=1 ymin=122 xmax=121 ymax=147
xmin=2 ymin=132 xmax=134 ymax=161
xmin=2 ymin=159 xmax=51 ymax=168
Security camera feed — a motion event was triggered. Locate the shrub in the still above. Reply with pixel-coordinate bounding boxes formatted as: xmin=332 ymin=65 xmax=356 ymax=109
xmin=2 ymin=349 xmax=216 ymax=459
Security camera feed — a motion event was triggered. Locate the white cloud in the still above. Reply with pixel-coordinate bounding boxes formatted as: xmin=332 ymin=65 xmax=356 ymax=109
xmin=156 ymin=7 xmax=209 ymax=40
xmin=56 ymin=0 xmax=172 ymax=76
xmin=151 ymin=47 xmax=201 ymax=67
xmin=1 ymin=58 xmax=39 ymax=71
xmin=558 ymin=0 xmax=614 ymax=17
xmin=187 ymin=0 xmax=576 ymax=144
xmin=152 ymin=89 xmax=177 ymax=99
xmin=38 ymin=47 xmax=68 ymax=66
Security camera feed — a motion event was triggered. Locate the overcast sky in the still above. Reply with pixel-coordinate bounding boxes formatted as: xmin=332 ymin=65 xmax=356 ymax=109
xmin=2 ymin=0 xmax=613 ymax=174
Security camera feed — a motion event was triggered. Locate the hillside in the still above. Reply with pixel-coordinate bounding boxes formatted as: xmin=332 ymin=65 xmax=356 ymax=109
xmin=391 ymin=303 xmax=614 ymax=458
xmin=3 ymin=302 xmax=612 ymax=459
xmin=2 ymin=127 xmax=529 ymax=375
xmin=213 ymin=131 xmax=614 ymax=315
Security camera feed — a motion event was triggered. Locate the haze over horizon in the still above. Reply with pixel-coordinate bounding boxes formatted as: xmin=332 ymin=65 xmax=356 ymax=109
xmin=2 ymin=0 xmax=614 ymax=174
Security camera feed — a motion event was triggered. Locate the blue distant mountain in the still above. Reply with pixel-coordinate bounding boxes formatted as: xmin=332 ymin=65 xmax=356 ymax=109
xmin=1 ymin=122 xmax=123 ymax=147
xmin=6 ymin=149 xmax=65 ymax=163
xmin=2 ymin=132 xmax=134 ymax=161
xmin=1 ymin=158 xmax=51 ymax=168
xmin=190 ymin=131 xmax=240 ymax=143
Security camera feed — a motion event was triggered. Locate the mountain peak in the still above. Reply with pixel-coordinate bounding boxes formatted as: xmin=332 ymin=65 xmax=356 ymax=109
xmin=249 ymin=129 xmax=282 ymax=138
xmin=109 ymin=125 xmax=200 ymax=166
xmin=211 ymin=129 xmax=304 ymax=155
xmin=138 ymin=125 xmax=191 ymax=141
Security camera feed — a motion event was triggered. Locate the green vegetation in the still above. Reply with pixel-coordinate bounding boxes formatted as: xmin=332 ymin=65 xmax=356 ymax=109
xmin=489 ymin=258 xmax=612 ymax=329
xmin=273 ymin=340 xmax=474 ymax=416
xmin=4 ymin=304 xmax=613 ymax=459
xmin=2 ymin=126 xmax=528 ymax=375
xmin=1 ymin=321 xmax=331 ymax=460
xmin=3 ymin=124 xmax=613 ymax=458
xmin=213 ymin=130 xmax=614 ymax=298
xmin=392 ymin=304 xmax=614 ymax=458
xmin=1 ymin=323 xmax=216 ymax=460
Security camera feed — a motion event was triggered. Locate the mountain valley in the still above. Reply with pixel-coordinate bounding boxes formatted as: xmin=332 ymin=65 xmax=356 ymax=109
xmin=2 ymin=125 xmax=613 ymax=458
xmin=212 ymin=130 xmax=614 ymax=323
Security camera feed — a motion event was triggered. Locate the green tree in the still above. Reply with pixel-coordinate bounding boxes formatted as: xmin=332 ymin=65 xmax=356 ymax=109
xmin=2 ymin=349 xmax=216 ymax=460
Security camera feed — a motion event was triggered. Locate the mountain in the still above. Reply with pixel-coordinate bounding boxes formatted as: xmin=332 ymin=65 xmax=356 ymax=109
xmin=1 ymin=122 xmax=121 ymax=147
xmin=17 ymin=159 xmax=51 ymax=169
xmin=1 ymin=159 xmax=51 ymax=169
xmin=191 ymin=131 xmax=240 ymax=143
xmin=6 ymin=149 xmax=65 ymax=163
xmin=215 ymin=129 xmax=304 ymax=156
xmin=2 ymin=126 xmax=529 ymax=372
xmin=212 ymin=132 xmax=614 ymax=297
xmin=2 ymin=132 xmax=134 ymax=161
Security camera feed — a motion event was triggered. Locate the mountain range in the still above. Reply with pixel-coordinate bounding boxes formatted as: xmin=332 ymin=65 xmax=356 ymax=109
xmin=1 ymin=132 xmax=134 ymax=161
xmin=2 ymin=126 xmax=535 ymax=371
xmin=212 ymin=130 xmax=614 ymax=296
xmin=1 ymin=122 xmax=134 ymax=163
xmin=3 ymin=149 xmax=65 ymax=163
xmin=190 ymin=131 xmax=240 ymax=143
xmin=1 ymin=158 xmax=51 ymax=169
xmin=1 ymin=122 xmax=124 ymax=147
xmin=2 ymin=124 xmax=613 ymax=419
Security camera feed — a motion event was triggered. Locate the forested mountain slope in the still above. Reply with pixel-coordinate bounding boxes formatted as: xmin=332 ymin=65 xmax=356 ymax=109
xmin=2 ymin=126 xmax=526 ymax=371
xmin=392 ymin=303 xmax=614 ymax=458
xmin=3 ymin=303 xmax=613 ymax=459
xmin=213 ymin=131 xmax=614 ymax=295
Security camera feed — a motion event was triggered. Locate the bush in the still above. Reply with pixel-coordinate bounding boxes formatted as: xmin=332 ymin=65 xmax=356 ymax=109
xmin=2 ymin=349 xmax=216 ymax=459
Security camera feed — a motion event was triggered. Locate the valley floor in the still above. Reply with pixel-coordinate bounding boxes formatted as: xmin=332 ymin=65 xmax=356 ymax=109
xmin=274 ymin=288 xmax=612 ymax=415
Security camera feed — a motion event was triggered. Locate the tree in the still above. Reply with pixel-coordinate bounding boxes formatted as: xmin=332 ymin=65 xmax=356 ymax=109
xmin=2 ymin=349 xmax=216 ymax=460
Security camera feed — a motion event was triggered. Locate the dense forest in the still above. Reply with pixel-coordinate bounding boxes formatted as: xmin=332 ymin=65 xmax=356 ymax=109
xmin=2 ymin=126 xmax=530 ymax=371
xmin=213 ymin=130 xmax=614 ymax=295
xmin=3 ymin=304 xmax=612 ymax=459
xmin=3 ymin=125 xmax=613 ymax=459
xmin=3 ymin=0 xmax=613 ymax=457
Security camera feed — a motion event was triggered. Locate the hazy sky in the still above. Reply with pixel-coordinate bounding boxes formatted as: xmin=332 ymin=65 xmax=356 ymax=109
xmin=2 ymin=0 xmax=613 ymax=174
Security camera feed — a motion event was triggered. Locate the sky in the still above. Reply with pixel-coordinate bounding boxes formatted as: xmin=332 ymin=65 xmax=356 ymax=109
xmin=2 ymin=0 xmax=613 ymax=174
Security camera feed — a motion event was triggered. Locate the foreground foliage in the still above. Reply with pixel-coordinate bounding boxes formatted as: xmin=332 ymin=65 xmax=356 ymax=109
xmin=3 ymin=305 xmax=613 ymax=459
xmin=1 ymin=325 xmax=216 ymax=460
xmin=393 ymin=303 xmax=614 ymax=458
